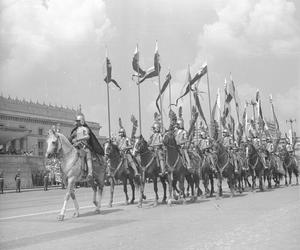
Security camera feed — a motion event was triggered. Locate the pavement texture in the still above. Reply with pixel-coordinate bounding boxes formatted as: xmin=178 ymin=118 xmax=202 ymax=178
xmin=0 ymin=180 xmax=300 ymax=250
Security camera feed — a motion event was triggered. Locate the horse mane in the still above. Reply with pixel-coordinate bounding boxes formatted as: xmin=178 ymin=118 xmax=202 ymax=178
xmin=57 ymin=132 xmax=73 ymax=148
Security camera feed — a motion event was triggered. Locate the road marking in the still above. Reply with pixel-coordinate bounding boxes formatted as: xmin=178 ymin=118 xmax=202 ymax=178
xmin=0 ymin=201 xmax=124 ymax=221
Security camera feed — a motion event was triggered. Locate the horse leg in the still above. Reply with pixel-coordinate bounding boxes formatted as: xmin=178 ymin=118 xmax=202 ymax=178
xmin=167 ymin=172 xmax=173 ymax=206
xmin=70 ymin=187 xmax=79 ymax=218
xmin=153 ymin=177 xmax=158 ymax=207
xmin=284 ymin=168 xmax=288 ymax=186
xmin=58 ymin=178 xmax=75 ymax=221
xmin=160 ymin=176 xmax=167 ymax=204
xmin=252 ymin=170 xmax=256 ymax=192
xmin=95 ymin=186 xmax=103 ymax=214
xmin=179 ymin=174 xmax=186 ymax=204
xmin=123 ymin=178 xmax=129 ymax=205
xmin=288 ymin=168 xmax=292 ymax=186
xmin=108 ymin=177 xmax=114 ymax=207
xmin=138 ymin=174 xmax=144 ymax=208
xmin=259 ymin=170 xmax=264 ymax=192
xmin=209 ymin=173 xmax=214 ymax=197
xmin=129 ymin=178 xmax=135 ymax=204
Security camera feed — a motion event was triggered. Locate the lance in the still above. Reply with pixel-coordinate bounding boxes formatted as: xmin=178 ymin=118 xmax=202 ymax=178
xmin=156 ymin=41 xmax=164 ymax=131
xmin=105 ymin=47 xmax=111 ymax=140
xmin=206 ymin=64 xmax=212 ymax=136
xmin=136 ymin=44 xmax=142 ymax=135
xmin=168 ymin=68 xmax=172 ymax=112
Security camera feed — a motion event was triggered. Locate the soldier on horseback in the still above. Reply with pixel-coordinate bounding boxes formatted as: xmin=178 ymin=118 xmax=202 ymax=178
xmin=148 ymin=113 xmax=166 ymax=176
xmin=117 ymin=120 xmax=140 ymax=177
xmin=69 ymin=112 xmax=104 ymax=183
xmin=222 ymin=129 xmax=238 ymax=173
xmin=174 ymin=107 xmax=192 ymax=170
xmin=199 ymin=130 xmax=216 ymax=172
xmin=252 ymin=134 xmax=267 ymax=169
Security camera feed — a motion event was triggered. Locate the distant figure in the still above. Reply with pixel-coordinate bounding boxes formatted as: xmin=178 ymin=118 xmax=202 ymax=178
xmin=15 ymin=169 xmax=21 ymax=192
xmin=0 ymin=169 xmax=4 ymax=194
xmin=43 ymin=171 xmax=49 ymax=191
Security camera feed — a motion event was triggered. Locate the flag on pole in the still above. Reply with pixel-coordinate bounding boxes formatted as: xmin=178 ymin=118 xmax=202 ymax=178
xmin=174 ymin=63 xmax=207 ymax=105
xmin=132 ymin=45 xmax=146 ymax=77
xmin=138 ymin=42 xmax=161 ymax=85
xmin=156 ymin=72 xmax=171 ymax=113
xmin=104 ymin=56 xmax=121 ymax=90
xmin=269 ymin=94 xmax=280 ymax=132
xmin=193 ymin=91 xmax=207 ymax=127
xmin=256 ymin=89 xmax=264 ymax=130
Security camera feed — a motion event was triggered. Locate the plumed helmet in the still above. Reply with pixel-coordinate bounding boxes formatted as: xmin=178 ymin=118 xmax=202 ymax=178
xmin=222 ymin=129 xmax=228 ymax=136
xmin=152 ymin=122 xmax=161 ymax=132
xmin=75 ymin=113 xmax=85 ymax=125
xmin=200 ymin=131 xmax=206 ymax=138
xmin=177 ymin=119 xmax=184 ymax=129
xmin=119 ymin=128 xmax=126 ymax=137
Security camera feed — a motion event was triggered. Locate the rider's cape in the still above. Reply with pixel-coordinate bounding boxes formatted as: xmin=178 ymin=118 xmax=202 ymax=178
xmin=70 ymin=123 xmax=104 ymax=156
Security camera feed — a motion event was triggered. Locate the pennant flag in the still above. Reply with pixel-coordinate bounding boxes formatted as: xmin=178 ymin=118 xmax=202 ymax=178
xmin=104 ymin=56 xmax=121 ymax=90
xmin=193 ymin=91 xmax=207 ymax=127
xmin=156 ymin=72 xmax=172 ymax=113
xmin=222 ymin=78 xmax=232 ymax=128
xmin=256 ymin=89 xmax=264 ymax=130
xmin=137 ymin=42 xmax=161 ymax=85
xmin=174 ymin=63 xmax=207 ymax=105
xmin=269 ymin=94 xmax=280 ymax=132
xmin=154 ymin=41 xmax=161 ymax=74
xmin=132 ymin=45 xmax=146 ymax=77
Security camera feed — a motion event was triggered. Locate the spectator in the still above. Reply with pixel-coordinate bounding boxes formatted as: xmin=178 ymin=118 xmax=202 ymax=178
xmin=15 ymin=169 xmax=21 ymax=192
xmin=0 ymin=169 xmax=4 ymax=194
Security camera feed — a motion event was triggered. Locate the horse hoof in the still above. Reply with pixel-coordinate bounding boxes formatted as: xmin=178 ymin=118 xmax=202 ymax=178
xmin=93 ymin=201 xmax=99 ymax=207
xmin=142 ymin=195 xmax=147 ymax=200
xmin=183 ymin=199 xmax=187 ymax=205
xmin=130 ymin=199 xmax=135 ymax=205
xmin=153 ymin=200 xmax=158 ymax=207
xmin=73 ymin=212 xmax=79 ymax=218
xmin=137 ymin=203 xmax=142 ymax=208
xmin=108 ymin=203 xmax=112 ymax=208
xmin=125 ymin=200 xmax=129 ymax=206
xmin=161 ymin=199 xmax=167 ymax=204
xmin=173 ymin=194 xmax=179 ymax=201
xmin=167 ymin=199 xmax=172 ymax=206
xmin=57 ymin=214 xmax=64 ymax=221
xmin=95 ymin=209 xmax=101 ymax=214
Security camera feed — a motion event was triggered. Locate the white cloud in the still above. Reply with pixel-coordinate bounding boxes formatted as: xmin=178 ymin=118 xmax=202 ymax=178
xmin=197 ymin=0 xmax=300 ymax=60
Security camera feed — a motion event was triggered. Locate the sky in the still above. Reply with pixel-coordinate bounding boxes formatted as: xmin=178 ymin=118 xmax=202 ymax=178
xmin=0 ymin=0 xmax=299 ymax=138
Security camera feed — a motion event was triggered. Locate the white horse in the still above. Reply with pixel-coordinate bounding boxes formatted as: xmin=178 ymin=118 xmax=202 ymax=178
xmin=45 ymin=128 xmax=106 ymax=221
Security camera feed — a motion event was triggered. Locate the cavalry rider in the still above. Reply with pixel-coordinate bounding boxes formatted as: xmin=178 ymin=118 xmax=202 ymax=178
xmin=222 ymin=129 xmax=238 ymax=173
xmin=69 ymin=112 xmax=104 ymax=182
xmin=199 ymin=130 xmax=216 ymax=172
xmin=117 ymin=125 xmax=140 ymax=177
xmin=175 ymin=116 xmax=192 ymax=170
xmin=252 ymin=133 xmax=267 ymax=169
xmin=285 ymin=138 xmax=297 ymax=164
xmin=148 ymin=119 xmax=166 ymax=176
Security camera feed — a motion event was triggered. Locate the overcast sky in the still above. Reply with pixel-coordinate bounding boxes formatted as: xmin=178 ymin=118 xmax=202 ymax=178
xmin=0 ymin=0 xmax=299 ymax=137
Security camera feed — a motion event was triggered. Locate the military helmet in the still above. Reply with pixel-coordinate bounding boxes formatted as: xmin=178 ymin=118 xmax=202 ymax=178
xmin=75 ymin=113 xmax=85 ymax=125
xmin=119 ymin=128 xmax=126 ymax=137
xmin=177 ymin=118 xmax=184 ymax=129
xmin=200 ymin=131 xmax=206 ymax=138
xmin=152 ymin=122 xmax=161 ymax=132
xmin=222 ymin=129 xmax=229 ymax=136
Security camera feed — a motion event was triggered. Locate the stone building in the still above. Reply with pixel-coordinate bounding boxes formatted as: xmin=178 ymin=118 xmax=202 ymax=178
xmin=0 ymin=95 xmax=105 ymax=156
xmin=0 ymin=95 xmax=106 ymax=189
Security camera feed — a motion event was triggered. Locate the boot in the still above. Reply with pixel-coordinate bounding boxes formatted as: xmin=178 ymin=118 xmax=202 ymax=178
xmin=159 ymin=160 xmax=166 ymax=177
xmin=128 ymin=156 xmax=140 ymax=177
xmin=86 ymin=158 xmax=93 ymax=183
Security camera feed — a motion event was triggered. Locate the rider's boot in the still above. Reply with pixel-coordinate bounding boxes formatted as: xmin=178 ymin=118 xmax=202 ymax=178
xmin=86 ymin=158 xmax=93 ymax=183
xmin=185 ymin=150 xmax=192 ymax=171
xmin=128 ymin=156 xmax=140 ymax=177
xmin=159 ymin=160 xmax=166 ymax=177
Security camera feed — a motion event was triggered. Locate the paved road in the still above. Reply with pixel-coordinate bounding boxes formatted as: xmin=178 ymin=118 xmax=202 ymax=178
xmin=0 ymin=181 xmax=300 ymax=250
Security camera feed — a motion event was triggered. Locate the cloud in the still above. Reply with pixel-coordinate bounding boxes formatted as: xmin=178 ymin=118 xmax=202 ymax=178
xmin=196 ymin=0 xmax=300 ymax=61
xmin=0 ymin=0 xmax=114 ymax=87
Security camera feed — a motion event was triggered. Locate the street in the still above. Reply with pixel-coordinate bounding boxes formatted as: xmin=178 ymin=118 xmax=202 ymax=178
xmin=0 ymin=182 xmax=300 ymax=250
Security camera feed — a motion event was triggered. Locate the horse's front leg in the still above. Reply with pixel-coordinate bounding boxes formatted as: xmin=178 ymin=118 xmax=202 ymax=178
xmin=153 ymin=176 xmax=159 ymax=207
xmin=160 ymin=176 xmax=167 ymax=204
xmin=58 ymin=178 xmax=76 ymax=221
xmin=123 ymin=178 xmax=129 ymax=205
xmin=216 ymin=173 xmax=222 ymax=199
xmin=108 ymin=177 xmax=115 ymax=207
xmin=167 ymin=172 xmax=173 ymax=206
xmin=95 ymin=186 xmax=103 ymax=214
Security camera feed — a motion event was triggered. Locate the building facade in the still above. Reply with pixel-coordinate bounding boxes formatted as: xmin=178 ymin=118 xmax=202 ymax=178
xmin=0 ymin=95 xmax=105 ymax=156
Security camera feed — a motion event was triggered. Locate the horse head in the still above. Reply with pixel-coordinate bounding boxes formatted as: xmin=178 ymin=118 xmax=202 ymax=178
xmin=103 ymin=140 xmax=119 ymax=159
xmin=45 ymin=128 xmax=62 ymax=159
xmin=132 ymin=135 xmax=147 ymax=156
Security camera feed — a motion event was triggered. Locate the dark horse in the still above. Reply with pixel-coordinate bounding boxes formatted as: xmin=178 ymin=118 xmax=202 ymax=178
xmin=162 ymin=130 xmax=192 ymax=205
xmin=211 ymin=140 xmax=235 ymax=197
xmin=280 ymin=148 xmax=299 ymax=186
xmin=104 ymin=140 xmax=136 ymax=207
xmin=132 ymin=135 xmax=168 ymax=207
xmin=245 ymin=142 xmax=265 ymax=192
